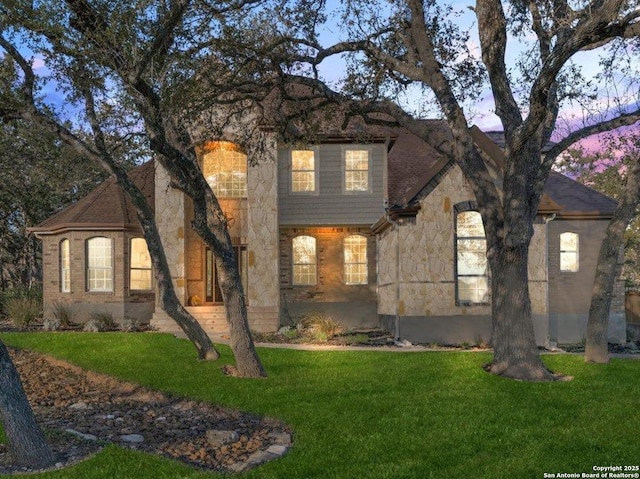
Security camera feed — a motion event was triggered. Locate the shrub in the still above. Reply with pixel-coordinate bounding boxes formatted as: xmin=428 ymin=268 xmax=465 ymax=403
xmin=84 ymin=310 xmax=117 ymax=332
xmin=43 ymin=317 xmax=62 ymax=331
xmin=5 ymin=296 xmax=42 ymax=328
xmin=51 ymin=301 xmax=74 ymax=328
xmin=297 ymin=311 xmax=343 ymax=341
xmin=121 ymin=317 xmax=141 ymax=332
xmin=0 ymin=287 xmax=42 ymax=320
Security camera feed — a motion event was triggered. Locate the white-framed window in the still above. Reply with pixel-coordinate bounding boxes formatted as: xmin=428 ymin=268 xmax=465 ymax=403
xmin=344 ymin=148 xmax=370 ymax=192
xmin=202 ymin=141 xmax=247 ymax=198
xmin=86 ymin=237 xmax=113 ymax=292
xmin=60 ymin=239 xmax=71 ymax=293
xmin=455 ymin=210 xmax=489 ymax=305
xmin=130 ymin=238 xmax=153 ymax=291
xmin=344 ymin=235 xmax=368 ymax=285
xmin=291 ymin=149 xmax=317 ymax=193
xmin=292 ymin=235 xmax=317 ymax=285
xmin=560 ymin=232 xmax=579 ymax=272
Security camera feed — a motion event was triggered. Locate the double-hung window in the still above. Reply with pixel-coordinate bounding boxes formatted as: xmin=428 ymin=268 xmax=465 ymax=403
xmin=292 ymin=236 xmax=317 ymax=285
xmin=291 ymin=149 xmax=316 ymax=193
xmin=560 ymin=232 xmax=579 ymax=272
xmin=87 ymin=237 xmax=113 ymax=292
xmin=344 ymin=235 xmax=368 ymax=285
xmin=60 ymin=239 xmax=71 ymax=293
xmin=344 ymin=149 xmax=370 ymax=192
xmin=130 ymin=238 xmax=153 ymax=291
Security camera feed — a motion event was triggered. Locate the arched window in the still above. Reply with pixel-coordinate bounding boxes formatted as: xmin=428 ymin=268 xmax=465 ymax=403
xmin=86 ymin=237 xmax=113 ymax=292
xmin=344 ymin=235 xmax=368 ymax=285
xmin=130 ymin=238 xmax=153 ymax=291
xmin=292 ymin=236 xmax=317 ymax=285
xmin=60 ymin=239 xmax=71 ymax=293
xmin=201 ymin=141 xmax=247 ymax=198
xmin=455 ymin=210 xmax=489 ymax=304
xmin=560 ymin=232 xmax=579 ymax=272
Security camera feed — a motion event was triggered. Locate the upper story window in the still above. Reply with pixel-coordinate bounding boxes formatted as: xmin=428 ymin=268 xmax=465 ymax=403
xmin=86 ymin=237 xmax=113 ymax=292
xmin=291 ymin=149 xmax=316 ymax=193
xmin=292 ymin=235 xmax=317 ymax=285
xmin=560 ymin=232 xmax=579 ymax=272
xmin=344 ymin=235 xmax=368 ymax=285
xmin=60 ymin=239 xmax=71 ymax=293
xmin=201 ymin=141 xmax=247 ymax=198
xmin=455 ymin=210 xmax=489 ymax=305
xmin=130 ymin=238 xmax=153 ymax=291
xmin=344 ymin=149 xmax=370 ymax=193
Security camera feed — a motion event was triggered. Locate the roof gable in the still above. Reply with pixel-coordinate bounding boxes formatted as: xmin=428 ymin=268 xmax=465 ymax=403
xmin=388 ymin=126 xmax=616 ymax=219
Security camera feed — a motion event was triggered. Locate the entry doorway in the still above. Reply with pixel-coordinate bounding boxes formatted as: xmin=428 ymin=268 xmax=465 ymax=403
xmin=205 ymin=246 xmax=248 ymax=303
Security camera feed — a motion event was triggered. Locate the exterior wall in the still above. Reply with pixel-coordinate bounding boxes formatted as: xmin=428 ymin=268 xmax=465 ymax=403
xmin=40 ymin=230 xmax=154 ymax=324
xmin=246 ymin=149 xmax=280 ymax=331
xmin=280 ymin=226 xmax=378 ymax=329
xmin=278 ymin=143 xmax=386 ymax=225
xmin=377 ymin=165 xmax=549 ymax=345
xmin=156 ymin=137 xmax=280 ymax=335
xmin=154 ymin=162 xmax=187 ymax=307
xmin=548 ymin=218 xmax=625 ymax=344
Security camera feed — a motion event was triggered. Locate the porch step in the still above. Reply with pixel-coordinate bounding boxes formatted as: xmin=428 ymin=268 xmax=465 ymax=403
xmin=151 ymin=307 xmax=229 ymax=338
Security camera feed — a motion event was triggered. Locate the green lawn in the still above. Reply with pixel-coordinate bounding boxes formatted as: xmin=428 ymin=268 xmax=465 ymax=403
xmin=1 ymin=332 xmax=638 ymax=479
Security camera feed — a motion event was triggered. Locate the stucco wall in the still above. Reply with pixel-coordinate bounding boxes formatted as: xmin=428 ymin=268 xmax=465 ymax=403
xmin=548 ymin=218 xmax=625 ymax=344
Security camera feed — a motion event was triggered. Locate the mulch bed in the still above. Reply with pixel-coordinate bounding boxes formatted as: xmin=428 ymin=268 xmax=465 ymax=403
xmin=0 ymin=347 xmax=291 ymax=475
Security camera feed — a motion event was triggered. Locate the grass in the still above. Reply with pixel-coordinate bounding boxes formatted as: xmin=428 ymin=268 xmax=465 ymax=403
xmin=1 ymin=332 xmax=639 ymax=479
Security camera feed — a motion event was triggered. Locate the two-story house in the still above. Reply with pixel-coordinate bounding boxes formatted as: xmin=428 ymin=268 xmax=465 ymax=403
xmin=31 ymin=122 xmax=626 ymax=346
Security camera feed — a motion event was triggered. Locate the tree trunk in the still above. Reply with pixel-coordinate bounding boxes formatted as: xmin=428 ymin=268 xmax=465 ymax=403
xmin=216 ymin=252 xmax=266 ymax=378
xmin=486 ymin=245 xmax=557 ymax=381
xmin=0 ymin=340 xmax=55 ymax=469
xmin=111 ymin=172 xmax=220 ymax=361
xmin=585 ymin=157 xmax=640 ymax=363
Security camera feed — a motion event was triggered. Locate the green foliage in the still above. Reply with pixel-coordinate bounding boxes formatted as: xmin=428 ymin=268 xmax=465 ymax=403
xmin=85 ymin=310 xmax=118 ymax=332
xmin=297 ymin=311 xmax=343 ymax=341
xmin=4 ymin=296 xmax=42 ymax=328
xmin=1 ymin=333 xmax=640 ymax=478
xmin=345 ymin=333 xmax=370 ymax=345
xmin=0 ymin=287 xmax=42 ymax=324
xmin=50 ymin=301 xmax=74 ymax=328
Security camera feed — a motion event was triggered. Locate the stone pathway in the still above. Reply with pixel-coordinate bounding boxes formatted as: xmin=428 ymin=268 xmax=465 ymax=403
xmin=0 ymin=348 xmax=292 ymax=475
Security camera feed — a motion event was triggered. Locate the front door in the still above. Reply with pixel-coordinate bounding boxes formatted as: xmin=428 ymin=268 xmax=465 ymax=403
xmin=205 ymin=246 xmax=247 ymax=303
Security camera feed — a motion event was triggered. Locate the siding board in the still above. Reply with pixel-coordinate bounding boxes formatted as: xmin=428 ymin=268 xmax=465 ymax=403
xmin=278 ymin=144 xmax=385 ymax=225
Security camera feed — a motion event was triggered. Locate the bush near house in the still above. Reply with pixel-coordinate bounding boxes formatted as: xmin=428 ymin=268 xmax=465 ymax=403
xmin=0 ymin=288 xmax=42 ymax=328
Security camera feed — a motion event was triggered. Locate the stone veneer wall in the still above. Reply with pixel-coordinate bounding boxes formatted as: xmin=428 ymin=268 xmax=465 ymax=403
xmin=377 ymin=164 xmax=549 ymax=345
xmin=152 ymin=139 xmax=280 ymax=334
xmin=246 ymin=146 xmax=280 ymax=332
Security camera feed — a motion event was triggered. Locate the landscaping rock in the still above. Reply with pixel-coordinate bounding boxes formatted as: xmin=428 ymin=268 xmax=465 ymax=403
xmin=43 ymin=317 xmax=61 ymax=331
xmin=206 ymin=429 xmax=240 ymax=447
xmin=120 ymin=434 xmax=144 ymax=443
xmin=1 ymin=347 xmax=293 ymax=475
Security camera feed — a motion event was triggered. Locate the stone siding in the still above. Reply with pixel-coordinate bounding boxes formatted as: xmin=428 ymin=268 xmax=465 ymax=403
xmin=377 ymin=164 xmax=549 ymax=344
